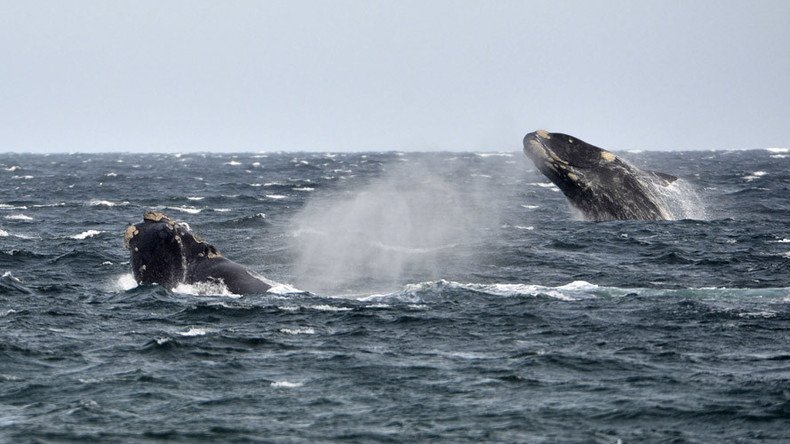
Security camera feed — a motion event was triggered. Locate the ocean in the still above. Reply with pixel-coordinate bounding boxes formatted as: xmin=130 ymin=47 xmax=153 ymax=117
xmin=1 ymin=148 xmax=789 ymax=442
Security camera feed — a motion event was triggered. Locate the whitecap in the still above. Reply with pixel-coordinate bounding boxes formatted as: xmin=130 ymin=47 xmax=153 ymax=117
xmin=70 ymin=230 xmax=103 ymax=240
xmin=309 ymin=305 xmax=352 ymax=312
xmin=12 ymin=175 xmax=34 ymax=180
xmin=2 ymin=271 xmax=21 ymax=282
xmin=738 ymin=311 xmax=777 ymax=319
xmin=167 ymin=206 xmax=202 ymax=214
xmin=9 ymin=233 xmax=36 ymax=239
xmin=528 ymin=182 xmax=560 ymax=191
xmin=280 ymin=327 xmax=316 ymax=335
xmin=772 ymin=239 xmax=790 ymax=243
xmin=178 ymin=327 xmax=209 ymax=337
xmin=557 ymin=281 xmax=598 ymax=291
xmin=213 ymin=208 xmax=232 ymax=212
xmin=474 ymin=283 xmax=579 ymax=301
xmin=271 ymin=381 xmax=303 ymax=388
xmin=105 ymin=172 xmax=118 ymax=177
xmin=363 ymin=280 xmax=598 ymax=302
xmin=4 ymin=166 xmax=21 ymax=171
xmin=521 ymin=205 xmax=540 ymax=209
xmin=265 ymin=194 xmax=287 ymax=200
xmin=292 ymin=187 xmax=315 ymax=192
xmin=88 ymin=199 xmax=128 ymax=207
xmin=225 ymin=160 xmax=242 ymax=166
xmin=744 ymin=171 xmax=767 ymax=181
xmin=0 ymin=229 xmax=7 ymax=237
xmin=4 ymin=214 xmax=32 ymax=221
xmin=0 ymin=204 xmax=27 ymax=210
xmin=766 ymin=147 xmax=789 ymax=153
xmin=187 ymin=196 xmax=204 ymax=201
xmin=514 ymin=225 xmax=534 ymax=230
xmin=267 ymin=283 xmax=302 ymax=295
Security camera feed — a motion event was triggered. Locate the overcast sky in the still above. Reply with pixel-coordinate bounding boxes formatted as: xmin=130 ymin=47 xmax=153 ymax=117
xmin=1 ymin=1 xmax=788 ymax=152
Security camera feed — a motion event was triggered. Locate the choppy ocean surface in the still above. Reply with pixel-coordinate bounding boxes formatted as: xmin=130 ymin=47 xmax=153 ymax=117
xmin=1 ymin=149 xmax=790 ymax=442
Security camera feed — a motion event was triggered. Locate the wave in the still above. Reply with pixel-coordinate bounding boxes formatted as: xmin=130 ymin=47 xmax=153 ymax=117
xmin=87 ymin=199 xmax=129 ymax=207
xmin=4 ymin=214 xmax=33 ymax=221
xmin=166 ymin=206 xmax=202 ymax=214
xmin=176 ymin=327 xmax=210 ymax=337
xmin=356 ymin=280 xmax=790 ymax=304
xmin=69 ymin=230 xmax=103 ymax=240
xmin=743 ymin=171 xmax=768 ymax=181
xmin=0 ymin=271 xmax=34 ymax=295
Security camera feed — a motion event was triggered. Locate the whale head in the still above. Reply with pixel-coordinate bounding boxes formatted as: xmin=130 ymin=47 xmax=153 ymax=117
xmin=124 ymin=211 xmax=220 ymax=287
xmin=523 ymin=130 xmax=677 ymax=221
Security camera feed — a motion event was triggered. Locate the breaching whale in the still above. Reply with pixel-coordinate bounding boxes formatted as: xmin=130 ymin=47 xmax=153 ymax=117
xmin=523 ymin=130 xmax=678 ymax=221
xmin=124 ymin=211 xmax=271 ymax=294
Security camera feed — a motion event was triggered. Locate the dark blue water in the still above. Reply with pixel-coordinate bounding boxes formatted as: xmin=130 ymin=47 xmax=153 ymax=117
xmin=1 ymin=149 xmax=789 ymax=442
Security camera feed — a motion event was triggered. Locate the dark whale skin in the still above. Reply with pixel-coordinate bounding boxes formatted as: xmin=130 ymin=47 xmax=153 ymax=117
xmin=124 ymin=211 xmax=271 ymax=294
xmin=523 ymin=130 xmax=678 ymax=221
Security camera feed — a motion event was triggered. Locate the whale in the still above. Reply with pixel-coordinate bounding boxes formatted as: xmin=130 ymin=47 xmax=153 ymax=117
xmin=124 ymin=211 xmax=271 ymax=294
xmin=523 ymin=130 xmax=678 ymax=221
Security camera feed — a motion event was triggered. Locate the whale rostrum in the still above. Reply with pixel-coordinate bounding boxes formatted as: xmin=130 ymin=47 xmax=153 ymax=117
xmin=124 ymin=211 xmax=271 ymax=294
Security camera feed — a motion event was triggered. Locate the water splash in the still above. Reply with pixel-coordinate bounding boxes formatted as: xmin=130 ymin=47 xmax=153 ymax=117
xmin=289 ymin=162 xmax=507 ymax=294
xmin=645 ymin=178 xmax=708 ymax=220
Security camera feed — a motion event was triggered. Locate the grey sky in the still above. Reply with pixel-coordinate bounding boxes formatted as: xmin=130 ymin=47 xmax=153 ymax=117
xmin=1 ymin=0 xmax=788 ymax=152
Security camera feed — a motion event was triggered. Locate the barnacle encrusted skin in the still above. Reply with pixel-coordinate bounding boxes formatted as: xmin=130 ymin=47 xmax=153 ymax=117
xmin=143 ymin=211 xmax=167 ymax=222
xmin=123 ymin=225 xmax=139 ymax=249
